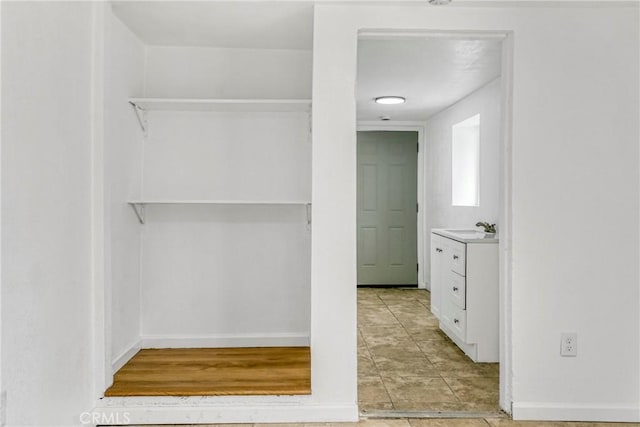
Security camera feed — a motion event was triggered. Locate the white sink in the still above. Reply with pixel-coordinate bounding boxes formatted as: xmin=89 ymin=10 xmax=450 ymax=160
xmin=444 ymin=229 xmax=488 ymax=239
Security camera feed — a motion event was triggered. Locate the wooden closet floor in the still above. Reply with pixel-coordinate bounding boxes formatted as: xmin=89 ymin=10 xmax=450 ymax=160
xmin=104 ymin=347 xmax=311 ymax=396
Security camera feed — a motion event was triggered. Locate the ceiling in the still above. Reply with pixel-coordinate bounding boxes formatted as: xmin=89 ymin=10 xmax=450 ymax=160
xmin=112 ymin=2 xmax=502 ymax=120
xmin=111 ymin=1 xmax=314 ymax=50
xmin=357 ymin=38 xmax=502 ymax=121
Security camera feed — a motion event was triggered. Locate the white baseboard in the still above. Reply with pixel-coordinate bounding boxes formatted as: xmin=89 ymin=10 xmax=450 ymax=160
xmin=141 ymin=333 xmax=310 ymax=349
xmin=112 ymin=340 xmax=142 ymax=373
xmin=512 ymin=402 xmax=640 ymax=422
xmin=93 ymin=398 xmax=358 ymax=424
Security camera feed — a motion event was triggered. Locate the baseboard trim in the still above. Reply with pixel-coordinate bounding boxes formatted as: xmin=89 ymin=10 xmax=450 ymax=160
xmin=432 ymin=306 xmax=440 ymax=318
xmin=112 ymin=340 xmax=142 ymax=373
xmin=512 ymin=402 xmax=640 ymax=422
xmin=92 ymin=400 xmax=358 ymax=424
xmin=140 ymin=333 xmax=310 ymax=349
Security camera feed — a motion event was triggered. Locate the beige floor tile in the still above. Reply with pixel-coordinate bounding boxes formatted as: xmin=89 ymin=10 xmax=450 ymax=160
xmin=360 ymin=325 xmax=411 ymax=340
xmin=365 ymin=334 xmax=418 ymax=347
xmin=385 ymin=301 xmax=430 ymax=312
xmin=358 ymin=376 xmax=393 ymax=403
xmin=405 ymin=328 xmax=448 ymax=342
xmin=358 ymin=307 xmax=396 ymax=318
xmin=409 ymin=419 xmax=490 ymax=427
xmin=357 ymin=287 xmax=499 ymax=414
xmin=436 ymin=362 xmax=499 ymax=379
xmin=374 ymin=356 xmax=440 ymax=377
xmin=359 ymin=311 xmax=401 ymax=327
xmin=367 ymin=340 xmax=424 ymax=359
xmin=358 ymin=356 xmax=379 ymax=377
xmin=358 ymin=401 xmax=395 ymax=411
xmin=253 ymin=424 xmax=302 ymax=427
xmin=356 ymin=420 xmax=412 ymax=427
xmin=398 ymin=317 xmax=441 ymax=330
xmin=383 ymin=376 xmax=458 ymax=403
xmin=378 ymin=295 xmax=425 ymax=303
xmin=358 ymin=294 xmax=386 ymax=305
xmin=393 ymin=400 xmax=480 ymax=412
xmin=415 ymin=297 xmax=431 ymax=306
xmin=443 ymin=377 xmax=499 ymax=404
xmin=417 ymin=340 xmax=471 ymax=365
xmin=390 ymin=401 xmax=500 ymax=412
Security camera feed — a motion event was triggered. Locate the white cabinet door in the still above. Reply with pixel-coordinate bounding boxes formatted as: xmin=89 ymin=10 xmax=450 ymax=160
xmin=448 ymin=270 xmax=466 ymax=309
xmin=430 ymin=233 xmax=446 ymax=318
xmin=449 ymin=240 xmax=466 ymax=276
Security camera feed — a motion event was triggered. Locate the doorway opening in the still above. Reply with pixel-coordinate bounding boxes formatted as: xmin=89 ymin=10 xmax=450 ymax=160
xmin=356 ymin=33 xmax=509 ymax=415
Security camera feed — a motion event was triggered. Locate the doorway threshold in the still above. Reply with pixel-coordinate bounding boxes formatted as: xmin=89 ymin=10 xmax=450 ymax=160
xmin=360 ymin=409 xmax=507 ymax=419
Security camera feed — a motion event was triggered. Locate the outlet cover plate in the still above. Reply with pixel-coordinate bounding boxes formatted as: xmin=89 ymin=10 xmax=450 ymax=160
xmin=561 ymin=333 xmax=577 ymax=357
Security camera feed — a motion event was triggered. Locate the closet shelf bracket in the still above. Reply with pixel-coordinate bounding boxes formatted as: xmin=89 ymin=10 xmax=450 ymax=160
xmin=129 ymin=202 xmax=145 ymax=224
xmin=306 ymin=203 xmax=312 ymax=226
xmin=129 ymin=101 xmax=147 ymax=133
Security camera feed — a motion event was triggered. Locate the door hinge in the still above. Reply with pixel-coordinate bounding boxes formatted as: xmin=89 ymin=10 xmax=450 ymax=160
xmin=417 ymin=142 xmax=419 ymax=152
xmin=417 ymin=263 xmax=419 ymax=272
xmin=416 ymin=202 xmax=419 ymax=213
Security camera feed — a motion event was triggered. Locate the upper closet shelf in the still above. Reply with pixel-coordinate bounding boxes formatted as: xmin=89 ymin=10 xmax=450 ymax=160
xmin=129 ymin=98 xmax=312 ymax=113
xmin=128 ymin=200 xmax=312 ymax=224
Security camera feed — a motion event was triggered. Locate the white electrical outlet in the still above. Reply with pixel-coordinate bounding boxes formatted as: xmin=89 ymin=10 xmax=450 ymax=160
xmin=561 ymin=333 xmax=578 ymax=357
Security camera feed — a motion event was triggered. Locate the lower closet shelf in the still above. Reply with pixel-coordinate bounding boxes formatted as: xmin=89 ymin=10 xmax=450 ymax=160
xmin=104 ymin=347 xmax=311 ymax=397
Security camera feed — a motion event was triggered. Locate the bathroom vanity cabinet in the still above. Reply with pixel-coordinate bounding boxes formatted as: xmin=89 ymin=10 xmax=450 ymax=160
xmin=430 ymin=229 xmax=499 ymax=362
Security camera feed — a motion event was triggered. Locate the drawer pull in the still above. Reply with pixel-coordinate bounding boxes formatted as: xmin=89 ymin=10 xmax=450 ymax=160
xmin=453 ymin=318 xmax=460 ymax=324
xmin=453 ymin=255 xmax=459 ymax=260
xmin=453 ymin=286 xmax=459 ymax=291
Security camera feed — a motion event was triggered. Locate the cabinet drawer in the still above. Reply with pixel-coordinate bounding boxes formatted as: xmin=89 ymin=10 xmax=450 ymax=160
xmin=447 ymin=271 xmax=466 ymax=309
xmin=449 ymin=240 xmax=466 ymax=276
xmin=442 ymin=298 xmax=467 ymax=340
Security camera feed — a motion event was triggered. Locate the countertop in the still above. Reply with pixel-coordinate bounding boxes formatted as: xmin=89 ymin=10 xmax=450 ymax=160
xmin=432 ymin=228 xmax=499 ymax=244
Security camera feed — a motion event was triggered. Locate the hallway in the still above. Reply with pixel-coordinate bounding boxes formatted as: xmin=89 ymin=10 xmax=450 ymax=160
xmin=357 ymin=287 xmax=499 ymax=412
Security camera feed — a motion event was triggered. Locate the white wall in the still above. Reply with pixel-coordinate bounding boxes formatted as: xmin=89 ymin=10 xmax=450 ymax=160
xmin=424 ymin=78 xmax=502 ymax=286
xmin=140 ymin=111 xmax=311 ymax=343
xmin=139 ymin=46 xmax=313 ymax=345
xmin=1 ymin=2 xmax=95 ymax=425
xmin=104 ymin=6 xmax=146 ymax=370
xmin=145 ymin=46 xmax=312 ymax=99
xmin=312 ymin=4 xmax=639 ymax=422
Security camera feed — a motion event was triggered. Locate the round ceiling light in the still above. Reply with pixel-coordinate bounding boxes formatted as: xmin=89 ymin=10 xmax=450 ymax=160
xmin=375 ymin=96 xmax=406 ymax=105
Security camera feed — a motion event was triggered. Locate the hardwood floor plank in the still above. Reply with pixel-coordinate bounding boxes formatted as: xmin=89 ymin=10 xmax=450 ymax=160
xmin=104 ymin=347 xmax=311 ymax=397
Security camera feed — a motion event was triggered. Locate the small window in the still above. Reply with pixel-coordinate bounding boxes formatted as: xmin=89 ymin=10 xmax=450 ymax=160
xmin=451 ymin=114 xmax=480 ymax=207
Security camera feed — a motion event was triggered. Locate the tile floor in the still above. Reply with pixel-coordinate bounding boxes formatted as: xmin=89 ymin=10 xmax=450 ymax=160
xmin=357 ymin=287 xmax=499 ymax=413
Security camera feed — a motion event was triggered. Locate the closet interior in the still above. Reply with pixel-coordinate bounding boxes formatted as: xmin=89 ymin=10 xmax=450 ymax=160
xmin=102 ymin=3 xmax=313 ymax=396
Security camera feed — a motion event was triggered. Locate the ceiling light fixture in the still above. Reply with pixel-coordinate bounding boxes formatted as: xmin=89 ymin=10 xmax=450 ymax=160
xmin=429 ymin=0 xmax=452 ymax=4
xmin=375 ymin=96 xmax=406 ymax=105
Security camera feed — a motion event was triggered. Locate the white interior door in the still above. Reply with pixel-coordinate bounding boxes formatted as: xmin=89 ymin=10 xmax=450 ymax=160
xmin=357 ymin=131 xmax=418 ymax=285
